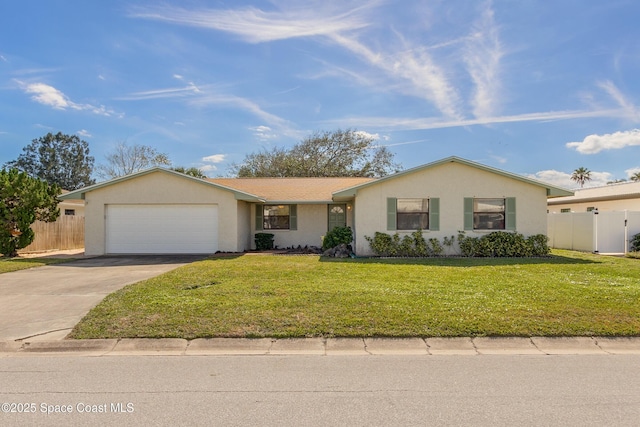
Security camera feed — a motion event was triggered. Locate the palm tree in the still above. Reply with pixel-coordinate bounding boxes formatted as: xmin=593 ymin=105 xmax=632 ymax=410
xmin=631 ymin=172 xmax=640 ymax=182
xmin=571 ymin=167 xmax=592 ymax=188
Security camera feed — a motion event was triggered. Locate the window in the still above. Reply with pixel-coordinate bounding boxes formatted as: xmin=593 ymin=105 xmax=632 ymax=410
xmin=586 ymin=207 xmax=595 ymax=212
xmin=255 ymin=204 xmax=297 ymax=231
xmin=386 ymin=197 xmax=439 ymax=231
xmin=396 ymin=198 xmax=429 ymax=230
xmin=561 ymin=208 xmax=571 ymax=213
xmin=64 ymin=209 xmax=75 ymax=216
xmin=474 ymin=198 xmax=505 ymax=230
xmin=464 ymin=197 xmax=515 ymax=231
xmin=263 ymin=205 xmax=290 ymax=229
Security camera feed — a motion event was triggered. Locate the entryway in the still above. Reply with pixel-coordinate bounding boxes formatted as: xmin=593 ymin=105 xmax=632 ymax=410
xmin=328 ymin=204 xmax=347 ymax=230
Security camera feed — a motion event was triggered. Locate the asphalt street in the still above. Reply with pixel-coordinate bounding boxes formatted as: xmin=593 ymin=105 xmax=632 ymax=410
xmin=1 ymin=354 xmax=639 ymax=426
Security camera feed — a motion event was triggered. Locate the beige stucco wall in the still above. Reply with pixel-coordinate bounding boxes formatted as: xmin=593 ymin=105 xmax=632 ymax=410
xmin=83 ymin=171 xmax=243 ymax=255
xmin=548 ymin=198 xmax=640 ymax=213
xmin=352 ymin=162 xmax=549 ymax=255
xmin=236 ymin=201 xmax=252 ymax=252
xmin=251 ymin=203 xmax=342 ymax=249
xmin=59 ymin=200 xmax=85 ymax=217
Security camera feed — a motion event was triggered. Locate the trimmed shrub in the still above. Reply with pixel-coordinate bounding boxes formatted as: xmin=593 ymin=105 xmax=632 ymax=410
xmin=458 ymin=231 xmax=549 ymax=257
xmin=365 ymin=232 xmax=394 ymax=256
xmin=366 ymin=230 xmax=550 ymax=257
xmin=254 ymin=233 xmax=275 ymax=250
xmin=365 ymin=229 xmax=440 ymax=257
xmin=631 ymin=233 xmax=640 ymax=252
xmin=322 ymin=226 xmax=353 ymax=251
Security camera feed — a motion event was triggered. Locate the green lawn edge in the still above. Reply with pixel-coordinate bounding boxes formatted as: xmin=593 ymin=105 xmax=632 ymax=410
xmin=0 ymin=257 xmax=74 ymax=274
xmin=69 ymin=250 xmax=640 ymax=339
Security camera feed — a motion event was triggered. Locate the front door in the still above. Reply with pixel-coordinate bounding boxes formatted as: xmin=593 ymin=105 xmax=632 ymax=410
xmin=328 ymin=204 xmax=347 ymax=231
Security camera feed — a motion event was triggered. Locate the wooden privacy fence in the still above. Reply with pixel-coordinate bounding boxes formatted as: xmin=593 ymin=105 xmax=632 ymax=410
xmin=19 ymin=215 xmax=84 ymax=253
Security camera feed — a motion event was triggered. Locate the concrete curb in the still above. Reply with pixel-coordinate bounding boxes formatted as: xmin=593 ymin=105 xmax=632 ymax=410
xmin=2 ymin=337 xmax=640 ymax=356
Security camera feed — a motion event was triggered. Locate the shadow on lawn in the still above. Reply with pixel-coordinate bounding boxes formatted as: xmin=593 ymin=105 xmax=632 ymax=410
xmin=320 ymin=254 xmax=598 ymax=267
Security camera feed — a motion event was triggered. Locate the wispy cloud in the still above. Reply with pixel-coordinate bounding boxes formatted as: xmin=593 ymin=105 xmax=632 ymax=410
xmin=191 ymin=92 xmax=303 ymax=139
xmin=130 ymin=2 xmax=375 ymax=43
xmin=529 ymin=170 xmax=614 ymax=189
xmin=332 ymin=33 xmax=463 ymax=119
xmin=383 ymin=138 xmax=430 ymax=147
xmin=598 ymin=80 xmax=640 ymax=121
xmin=250 ymin=125 xmax=278 ymax=141
xmin=76 ymin=129 xmax=92 ymax=138
xmin=131 ymin=2 xmax=464 ymax=119
xmin=324 ymin=108 xmax=624 ymax=131
xmin=121 ymin=80 xmax=302 ymax=140
xmin=202 ymin=154 xmax=226 ymax=163
xmin=197 ymin=154 xmax=228 ymax=176
xmin=118 ymin=83 xmax=202 ymax=100
xmin=15 ymin=80 xmax=119 ymax=117
xmin=463 ymin=2 xmax=504 ymax=119
xmin=566 ymin=129 xmax=640 ymax=154
xmin=354 ymin=130 xmax=380 ymax=140
xmin=625 ymin=166 xmax=640 ymax=178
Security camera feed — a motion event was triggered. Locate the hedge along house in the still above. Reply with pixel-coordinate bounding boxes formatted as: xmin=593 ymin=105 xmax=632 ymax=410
xmin=59 ymin=156 xmax=572 ymax=256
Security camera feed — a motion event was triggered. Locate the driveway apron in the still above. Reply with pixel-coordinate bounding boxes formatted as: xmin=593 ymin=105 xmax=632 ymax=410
xmin=0 ymin=256 xmax=205 ymax=341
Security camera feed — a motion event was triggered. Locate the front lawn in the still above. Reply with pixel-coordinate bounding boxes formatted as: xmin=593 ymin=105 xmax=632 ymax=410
xmin=70 ymin=250 xmax=640 ymax=339
xmin=0 ymin=256 xmax=72 ymax=274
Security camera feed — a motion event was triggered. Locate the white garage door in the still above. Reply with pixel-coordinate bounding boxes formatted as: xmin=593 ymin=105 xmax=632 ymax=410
xmin=106 ymin=204 xmax=218 ymax=254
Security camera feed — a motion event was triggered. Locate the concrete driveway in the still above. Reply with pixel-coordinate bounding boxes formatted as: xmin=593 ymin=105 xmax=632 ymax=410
xmin=0 ymin=255 xmax=206 ymax=341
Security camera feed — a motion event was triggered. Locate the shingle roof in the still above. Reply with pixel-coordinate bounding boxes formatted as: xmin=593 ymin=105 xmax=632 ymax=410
xmin=208 ymin=177 xmax=375 ymax=203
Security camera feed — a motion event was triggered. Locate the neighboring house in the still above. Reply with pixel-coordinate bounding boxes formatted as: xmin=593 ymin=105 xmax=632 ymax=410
xmin=59 ymin=190 xmax=85 ymax=217
xmin=547 ymin=180 xmax=640 ymax=213
xmin=59 ymin=156 xmax=572 ymax=256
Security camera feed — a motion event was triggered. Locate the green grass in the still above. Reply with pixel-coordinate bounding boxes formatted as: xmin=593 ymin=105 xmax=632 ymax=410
xmin=0 ymin=256 xmax=73 ymax=273
xmin=69 ymin=250 xmax=640 ymax=339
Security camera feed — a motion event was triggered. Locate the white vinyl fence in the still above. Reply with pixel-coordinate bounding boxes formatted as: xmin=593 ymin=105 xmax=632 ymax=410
xmin=547 ymin=210 xmax=640 ymax=254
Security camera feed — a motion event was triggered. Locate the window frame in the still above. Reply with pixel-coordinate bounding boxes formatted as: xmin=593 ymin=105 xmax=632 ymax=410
xmin=464 ymin=197 xmax=516 ymax=231
xmin=387 ymin=197 xmax=439 ymax=231
xmin=255 ymin=204 xmax=297 ymax=231
xmin=473 ymin=198 xmax=506 ymax=230
xmin=396 ymin=198 xmax=429 ymax=230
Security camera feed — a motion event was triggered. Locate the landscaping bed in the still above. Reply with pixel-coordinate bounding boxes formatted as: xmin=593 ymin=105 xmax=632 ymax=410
xmin=69 ymin=250 xmax=640 ymax=339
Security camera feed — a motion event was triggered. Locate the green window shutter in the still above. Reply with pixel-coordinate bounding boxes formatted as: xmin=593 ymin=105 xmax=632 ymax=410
xmin=429 ymin=198 xmax=439 ymax=231
xmin=387 ymin=197 xmax=397 ymax=231
xmin=255 ymin=204 xmax=264 ymax=231
xmin=464 ymin=198 xmax=474 ymax=230
xmin=505 ymin=197 xmax=516 ymax=230
xmin=289 ymin=205 xmax=297 ymax=230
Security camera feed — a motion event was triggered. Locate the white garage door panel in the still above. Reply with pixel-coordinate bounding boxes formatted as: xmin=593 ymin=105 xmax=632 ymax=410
xmin=106 ymin=205 xmax=218 ymax=254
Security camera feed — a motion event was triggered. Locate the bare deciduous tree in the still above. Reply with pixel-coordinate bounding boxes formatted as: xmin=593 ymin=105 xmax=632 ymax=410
xmin=96 ymin=142 xmax=171 ymax=180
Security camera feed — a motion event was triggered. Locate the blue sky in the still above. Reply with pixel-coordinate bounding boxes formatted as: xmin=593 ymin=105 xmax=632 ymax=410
xmin=2 ymin=0 xmax=640 ymax=188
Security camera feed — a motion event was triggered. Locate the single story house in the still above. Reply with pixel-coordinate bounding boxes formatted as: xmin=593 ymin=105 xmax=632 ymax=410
xmin=547 ymin=180 xmax=640 ymax=213
xmin=60 ymin=156 xmax=573 ymax=256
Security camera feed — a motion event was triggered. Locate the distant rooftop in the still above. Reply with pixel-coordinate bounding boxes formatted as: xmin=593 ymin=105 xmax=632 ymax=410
xmin=548 ymin=180 xmax=640 ymax=205
xmin=207 ymin=177 xmax=375 ymax=203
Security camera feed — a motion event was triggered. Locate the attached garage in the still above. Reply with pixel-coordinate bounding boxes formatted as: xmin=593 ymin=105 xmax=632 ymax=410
xmin=105 ymin=204 xmax=219 ymax=254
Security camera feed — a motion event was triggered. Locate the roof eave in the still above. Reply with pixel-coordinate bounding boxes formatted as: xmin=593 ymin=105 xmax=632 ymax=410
xmin=58 ymin=167 xmax=264 ymax=202
xmin=332 ymin=156 xmax=574 ymax=198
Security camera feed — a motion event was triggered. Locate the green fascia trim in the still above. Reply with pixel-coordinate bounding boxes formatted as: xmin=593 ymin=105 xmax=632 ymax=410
xmin=260 ymin=200 xmax=334 ymax=204
xmin=332 ymin=156 xmax=574 ymax=199
xmin=57 ymin=167 xmax=265 ymax=202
